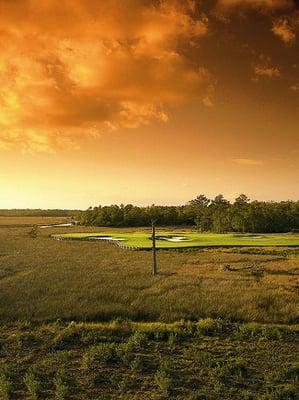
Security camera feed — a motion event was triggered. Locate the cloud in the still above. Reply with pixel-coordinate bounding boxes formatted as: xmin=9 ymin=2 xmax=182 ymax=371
xmin=254 ymin=64 xmax=280 ymax=77
xmin=253 ymin=56 xmax=280 ymax=78
xmin=272 ymin=18 xmax=296 ymax=42
xmin=290 ymin=82 xmax=299 ymax=91
xmin=216 ymin=0 xmax=295 ymax=14
xmin=0 ymin=0 xmax=212 ymax=152
xmin=232 ymin=158 xmax=265 ymax=166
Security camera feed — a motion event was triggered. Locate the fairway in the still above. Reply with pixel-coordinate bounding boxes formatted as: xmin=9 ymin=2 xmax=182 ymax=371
xmin=53 ymin=231 xmax=299 ymax=249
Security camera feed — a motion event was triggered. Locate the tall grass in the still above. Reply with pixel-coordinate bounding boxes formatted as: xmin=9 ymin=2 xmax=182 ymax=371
xmin=0 ymin=226 xmax=298 ymax=323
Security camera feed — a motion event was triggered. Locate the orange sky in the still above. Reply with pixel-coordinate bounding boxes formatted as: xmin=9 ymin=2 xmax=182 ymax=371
xmin=0 ymin=0 xmax=298 ymax=208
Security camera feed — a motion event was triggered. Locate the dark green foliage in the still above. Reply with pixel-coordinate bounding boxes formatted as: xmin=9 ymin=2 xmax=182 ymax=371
xmin=79 ymin=195 xmax=299 ymax=234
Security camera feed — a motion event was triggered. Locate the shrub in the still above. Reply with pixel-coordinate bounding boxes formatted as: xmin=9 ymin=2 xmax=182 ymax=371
xmin=258 ymin=384 xmax=298 ymax=400
xmin=155 ymin=368 xmax=173 ymax=397
xmin=187 ymin=391 xmax=208 ymax=400
xmin=53 ymin=325 xmax=81 ymax=350
xmin=183 ymin=348 xmax=213 ymax=367
xmin=196 ymin=319 xmax=224 ymax=336
xmin=155 ymin=360 xmax=173 ymax=397
xmin=24 ymin=369 xmax=41 ymax=400
xmin=117 ymin=375 xmax=130 ymax=393
xmin=127 ymin=330 xmax=147 ymax=349
xmin=0 ymin=371 xmax=12 ymax=400
xmin=235 ymin=323 xmax=288 ymax=340
xmin=284 ymin=362 xmax=299 ymax=383
xmin=130 ymin=356 xmax=145 ymax=373
xmin=241 ymin=390 xmax=255 ymax=400
xmin=115 ymin=342 xmax=134 ymax=366
xmin=54 ymin=370 xmax=69 ymax=400
xmin=168 ymin=332 xmax=180 ymax=347
xmin=82 ymin=343 xmax=117 ymax=371
xmin=215 ymin=358 xmax=247 ymax=380
xmin=29 ymin=225 xmax=39 ymax=238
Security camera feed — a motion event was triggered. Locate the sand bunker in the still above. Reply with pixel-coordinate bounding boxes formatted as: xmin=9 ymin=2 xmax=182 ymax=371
xmin=237 ymin=235 xmax=264 ymax=239
xmin=156 ymin=236 xmax=191 ymax=242
xmin=88 ymin=236 xmax=125 ymax=241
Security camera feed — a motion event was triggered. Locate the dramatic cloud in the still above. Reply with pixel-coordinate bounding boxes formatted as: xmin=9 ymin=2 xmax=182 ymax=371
xmin=272 ymin=18 xmax=296 ymax=42
xmin=0 ymin=0 xmax=212 ymax=152
xmin=254 ymin=64 xmax=280 ymax=77
xmin=254 ymin=56 xmax=280 ymax=78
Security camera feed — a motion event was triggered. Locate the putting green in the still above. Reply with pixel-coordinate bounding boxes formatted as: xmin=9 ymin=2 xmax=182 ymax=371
xmin=52 ymin=232 xmax=299 ymax=249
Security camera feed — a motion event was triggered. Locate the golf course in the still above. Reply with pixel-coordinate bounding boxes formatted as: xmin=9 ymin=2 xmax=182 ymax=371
xmin=53 ymin=232 xmax=299 ymax=249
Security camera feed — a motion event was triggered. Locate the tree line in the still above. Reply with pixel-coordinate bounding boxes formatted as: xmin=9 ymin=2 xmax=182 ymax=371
xmin=79 ymin=194 xmax=299 ymax=233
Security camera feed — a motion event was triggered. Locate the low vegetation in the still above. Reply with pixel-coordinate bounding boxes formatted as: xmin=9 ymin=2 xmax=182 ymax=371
xmin=0 ymin=320 xmax=298 ymax=399
xmin=0 ymin=225 xmax=298 ymax=323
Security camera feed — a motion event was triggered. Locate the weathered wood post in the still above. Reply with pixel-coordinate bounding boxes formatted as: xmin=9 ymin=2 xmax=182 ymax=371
xmin=151 ymin=219 xmax=157 ymax=275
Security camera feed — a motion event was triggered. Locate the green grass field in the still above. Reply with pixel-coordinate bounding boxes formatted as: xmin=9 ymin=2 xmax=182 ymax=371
xmin=53 ymin=231 xmax=299 ymax=249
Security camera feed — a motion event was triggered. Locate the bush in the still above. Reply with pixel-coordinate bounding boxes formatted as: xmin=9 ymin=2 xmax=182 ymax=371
xmin=215 ymin=358 xmax=247 ymax=380
xmin=155 ymin=369 xmax=173 ymax=397
xmin=0 ymin=371 xmax=12 ymax=400
xmin=54 ymin=370 xmax=69 ymax=400
xmin=187 ymin=391 xmax=208 ymax=400
xmin=196 ymin=319 xmax=224 ymax=336
xmin=82 ymin=343 xmax=117 ymax=371
xmin=24 ymin=369 xmax=41 ymax=400
xmin=183 ymin=348 xmax=213 ymax=368
xmin=258 ymin=384 xmax=298 ymax=400
xmin=130 ymin=356 xmax=145 ymax=373
xmin=284 ymin=362 xmax=299 ymax=383
xmin=115 ymin=342 xmax=134 ymax=366
xmin=235 ymin=323 xmax=288 ymax=340
xmin=127 ymin=330 xmax=147 ymax=349
xmin=155 ymin=360 xmax=173 ymax=397
xmin=240 ymin=390 xmax=255 ymax=400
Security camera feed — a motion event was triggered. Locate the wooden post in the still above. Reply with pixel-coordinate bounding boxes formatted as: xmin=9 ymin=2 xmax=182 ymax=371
xmin=151 ymin=220 xmax=157 ymax=276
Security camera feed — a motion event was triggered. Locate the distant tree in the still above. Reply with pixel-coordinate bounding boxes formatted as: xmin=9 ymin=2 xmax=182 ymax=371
xmin=232 ymin=194 xmax=250 ymax=233
xmin=29 ymin=225 xmax=39 ymax=238
xmin=78 ymin=196 xmax=299 ymax=233
xmin=210 ymin=195 xmax=230 ymax=234
xmin=189 ymin=195 xmax=210 ymax=232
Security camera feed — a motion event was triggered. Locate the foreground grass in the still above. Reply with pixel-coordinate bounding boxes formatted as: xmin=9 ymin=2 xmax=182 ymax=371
xmin=0 ymin=319 xmax=298 ymax=399
xmin=53 ymin=231 xmax=299 ymax=249
xmin=0 ymin=226 xmax=298 ymax=323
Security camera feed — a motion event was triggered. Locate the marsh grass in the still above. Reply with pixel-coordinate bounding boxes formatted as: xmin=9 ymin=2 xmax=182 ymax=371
xmin=1 ymin=222 xmax=298 ymax=399
xmin=0 ymin=226 xmax=298 ymax=324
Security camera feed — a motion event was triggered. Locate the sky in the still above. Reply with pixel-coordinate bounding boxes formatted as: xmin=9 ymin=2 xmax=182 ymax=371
xmin=0 ymin=0 xmax=298 ymax=209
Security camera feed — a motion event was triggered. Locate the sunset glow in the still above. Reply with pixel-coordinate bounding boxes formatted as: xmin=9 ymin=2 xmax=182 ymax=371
xmin=0 ymin=0 xmax=298 ymax=208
